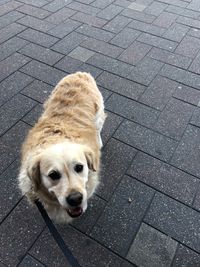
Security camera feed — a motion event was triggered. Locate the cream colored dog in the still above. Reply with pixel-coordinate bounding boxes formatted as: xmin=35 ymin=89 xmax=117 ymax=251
xmin=18 ymin=72 xmax=106 ymax=223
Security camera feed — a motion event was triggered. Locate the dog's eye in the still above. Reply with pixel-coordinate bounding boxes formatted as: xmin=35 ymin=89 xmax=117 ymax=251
xmin=74 ymin=164 xmax=83 ymax=173
xmin=48 ymin=170 xmax=61 ymax=180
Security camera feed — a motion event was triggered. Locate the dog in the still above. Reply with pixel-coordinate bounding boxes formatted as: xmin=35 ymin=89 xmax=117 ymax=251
xmin=18 ymin=72 xmax=106 ymax=223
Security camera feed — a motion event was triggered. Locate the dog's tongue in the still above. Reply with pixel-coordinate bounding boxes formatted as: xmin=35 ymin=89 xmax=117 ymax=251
xmin=67 ymin=207 xmax=83 ymax=218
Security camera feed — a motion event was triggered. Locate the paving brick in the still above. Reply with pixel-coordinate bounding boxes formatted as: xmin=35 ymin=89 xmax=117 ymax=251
xmin=0 ymin=198 xmax=44 ymax=266
xmin=193 ymin=183 xmax=200 ymax=211
xmin=18 ymin=28 xmax=59 ymax=48
xmin=81 ymin=38 xmax=123 ymax=58
xmin=48 ymin=19 xmax=81 ymax=38
xmin=43 ymin=0 xmax=70 ymax=12
xmin=99 ymin=86 xmax=112 ymax=101
xmin=17 ymin=4 xmax=50 ymax=19
xmin=76 ymin=24 xmax=115 ymax=42
xmin=0 ymin=121 xmax=30 ymax=174
xmin=110 ymin=28 xmax=141 ymax=48
xmin=114 ymin=0 xmax=132 ymax=8
xmin=160 ymin=64 xmax=200 ymax=90
xmin=190 ymin=107 xmax=200 ymax=128
xmin=91 ymin=176 xmax=154 ymax=256
xmin=119 ymin=41 xmax=151 ymax=65
xmin=127 ymin=57 xmax=164 ymax=86
xmin=148 ymin=47 xmax=192 ymax=69
xmin=0 ymin=1 xmax=22 ymax=16
xmin=68 ymin=46 xmax=95 ymax=62
xmin=19 ymin=43 xmax=63 ymax=65
xmin=155 ymin=0 xmax=187 ymax=8
xmin=18 ymin=255 xmax=45 ymax=267
xmin=187 ymin=28 xmax=200 ymax=39
xmin=72 ymin=12 xmax=107 ymax=28
xmin=166 ymin=5 xmax=200 ymax=19
xmin=21 ymin=60 xmax=66 ymax=86
xmin=0 ymin=94 xmax=36 ymax=136
xmin=87 ymin=53 xmax=132 ymax=77
xmin=189 ymin=52 xmax=200 ymax=74
xmin=137 ymin=33 xmax=178 ymax=51
xmin=0 ymin=71 xmax=33 ymax=107
xmin=0 ymin=36 xmax=28 ymax=61
xmin=0 ymin=11 xmax=24 ymax=30
xmin=154 ymin=98 xmax=194 ymax=140
xmin=145 ymin=192 xmax=200 ymax=253
xmin=127 ymin=223 xmax=177 ymax=267
xmin=173 ymin=84 xmax=200 ymax=106
xmin=140 ymin=76 xmax=178 ymax=110
xmin=122 ymin=9 xmax=155 ymax=23
xmin=21 ymin=80 xmax=53 ymax=103
xmin=153 ymin=12 xmax=177 ymax=28
xmin=114 ymin=120 xmax=178 ymax=161
xmin=97 ymin=71 xmax=146 ymax=100
xmin=171 ymin=125 xmax=200 ymax=178
xmin=18 ymin=15 xmax=55 ymax=33
xmin=172 ymin=245 xmax=200 ymax=267
xmin=103 ymin=15 xmax=131 ymax=33
xmin=187 ymin=0 xmax=200 ymax=11
xmin=0 ymin=23 xmax=26 ymax=44
xmin=106 ymin=94 xmax=159 ymax=128
xmin=163 ymin=23 xmax=189 ymax=42
xmin=97 ymin=4 xmax=123 ymax=20
xmin=67 ymin=1 xmax=100 ymax=15
xmin=55 ymin=56 xmax=82 ymax=73
xmin=16 ymin=0 xmax=48 ymax=7
xmin=121 ymin=260 xmax=136 ymax=267
xmin=45 ymin=7 xmax=76 ymax=24
xmin=92 ymin=0 xmax=114 ymax=9
xmin=30 ymin=226 xmax=122 ymax=267
xmin=128 ymin=19 xmax=165 ymax=36
xmin=175 ymin=36 xmax=200 ymax=58
xmin=75 ymin=0 xmax=94 ymax=4
xmin=144 ymin=1 xmax=167 ymax=16
xmin=22 ymin=104 xmax=43 ymax=126
xmin=128 ymin=152 xmax=198 ymax=205
xmin=177 ymin=16 xmax=200 ymax=29
xmin=128 ymin=2 xmax=146 ymax=12
xmin=0 ymin=53 xmax=30 ymax=82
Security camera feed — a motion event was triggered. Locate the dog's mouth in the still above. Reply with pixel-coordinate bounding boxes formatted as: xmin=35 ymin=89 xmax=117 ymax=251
xmin=66 ymin=207 xmax=83 ymax=218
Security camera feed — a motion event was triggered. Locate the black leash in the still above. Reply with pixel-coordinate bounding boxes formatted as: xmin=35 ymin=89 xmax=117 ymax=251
xmin=35 ymin=200 xmax=81 ymax=267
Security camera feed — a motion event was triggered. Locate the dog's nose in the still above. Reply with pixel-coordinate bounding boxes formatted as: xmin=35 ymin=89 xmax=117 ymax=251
xmin=66 ymin=192 xmax=83 ymax=206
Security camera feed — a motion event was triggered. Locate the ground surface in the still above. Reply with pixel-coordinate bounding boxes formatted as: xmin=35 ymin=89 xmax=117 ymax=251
xmin=0 ymin=0 xmax=200 ymax=266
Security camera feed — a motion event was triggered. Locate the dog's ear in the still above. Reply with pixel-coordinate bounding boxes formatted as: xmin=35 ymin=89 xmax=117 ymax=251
xmin=27 ymin=157 xmax=41 ymax=191
xmin=84 ymin=147 xmax=99 ymax=172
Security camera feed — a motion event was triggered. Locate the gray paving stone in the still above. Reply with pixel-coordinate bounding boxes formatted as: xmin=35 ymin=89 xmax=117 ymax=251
xmin=114 ymin=120 xmax=178 ymax=162
xmin=0 ymin=23 xmax=26 ymax=44
xmin=22 ymin=104 xmax=43 ymax=126
xmin=0 ymin=198 xmax=44 ymax=266
xmin=103 ymin=15 xmax=132 ymax=33
xmin=122 ymin=9 xmax=155 ymax=23
xmin=0 ymin=1 xmax=22 ymax=16
xmin=91 ymin=176 xmax=154 ymax=256
xmin=99 ymin=86 xmax=112 ymax=101
xmin=45 ymin=7 xmax=76 ymax=24
xmin=128 ymin=152 xmax=198 ymax=205
xmin=140 ymin=76 xmax=178 ymax=111
xmin=127 ymin=57 xmax=164 ymax=86
xmin=177 ymin=16 xmax=200 ymax=29
xmin=87 ymin=53 xmax=133 ymax=77
xmin=68 ymin=46 xmax=95 ymax=62
xmin=128 ymin=2 xmax=146 ymax=12
xmin=21 ymin=60 xmax=66 ymax=86
xmin=0 ymin=11 xmax=24 ymax=30
xmin=48 ymin=19 xmax=81 ymax=38
xmin=114 ymin=0 xmax=132 ymax=8
xmin=67 ymin=1 xmax=100 ymax=15
xmin=18 ymin=255 xmax=45 ymax=267
xmin=166 ymin=5 xmax=200 ymax=19
xmin=30 ymin=225 xmax=122 ymax=267
xmin=153 ymin=12 xmax=177 ymax=28
xmin=106 ymin=94 xmax=160 ymax=128
xmin=172 ymin=245 xmax=200 ymax=267
xmin=97 ymin=71 xmax=146 ymax=100
xmin=145 ymin=192 xmax=200 ymax=253
xmin=137 ymin=33 xmax=178 ymax=51
xmin=121 ymin=260 xmax=136 ymax=267
xmin=148 ymin=47 xmax=192 ymax=69
xmin=0 ymin=53 xmax=30 ymax=82
xmin=18 ymin=15 xmax=55 ymax=33
xmin=81 ymin=38 xmax=123 ymax=58
xmin=18 ymin=28 xmax=59 ymax=48
xmin=189 ymin=52 xmax=200 ymax=74
xmin=110 ymin=28 xmax=141 ymax=48
xmin=187 ymin=28 xmax=200 ymax=39
xmin=190 ymin=107 xmax=200 ymax=128
xmin=175 ymin=36 xmax=200 ymax=58
xmin=16 ymin=0 xmax=48 ymax=7
xmin=163 ymin=23 xmax=189 ymax=42
xmin=144 ymin=1 xmax=167 ymax=16
xmin=72 ymin=12 xmax=107 ymax=28
xmin=76 ymin=24 xmax=115 ymax=42
xmin=55 ymin=56 xmax=82 ymax=73
xmin=19 ymin=43 xmax=63 ymax=65
xmin=127 ymin=223 xmax=177 ymax=267
xmin=21 ymin=80 xmax=53 ymax=103
xmin=92 ymin=0 xmax=114 ymax=9
xmin=43 ymin=0 xmax=70 ymax=12
xmin=173 ymin=84 xmax=200 ymax=106
xmin=128 ymin=19 xmax=165 ymax=36
xmin=154 ymin=98 xmax=194 ymax=140
xmin=160 ymin=64 xmax=200 ymax=90
xmin=17 ymin=4 xmax=50 ymax=19
xmin=193 ymin=183 xmax=200 ymax=211
xmin=187 ymin=0 xmax=200 ymax=11
xmin=155 ymin=0 xmax=187 ymax=8
xmin=97 ymin=4 xmax=123 ymax=20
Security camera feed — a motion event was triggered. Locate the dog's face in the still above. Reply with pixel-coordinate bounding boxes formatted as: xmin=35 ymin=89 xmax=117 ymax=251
xmin=28 ymin=142 xmax=97 ymax=218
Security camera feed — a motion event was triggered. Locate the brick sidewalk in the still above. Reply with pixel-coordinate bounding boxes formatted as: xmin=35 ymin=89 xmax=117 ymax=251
xmin=0 ymin=0 xmax=200 ymax=266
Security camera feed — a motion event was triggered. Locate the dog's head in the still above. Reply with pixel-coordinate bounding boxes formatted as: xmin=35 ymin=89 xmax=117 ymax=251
xmin=27 ymin=142 xmax=98 ymax=218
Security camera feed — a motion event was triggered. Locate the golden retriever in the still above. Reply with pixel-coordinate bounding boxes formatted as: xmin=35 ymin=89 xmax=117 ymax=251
xmin=18 ymin=72 xmax=106 ymax=223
